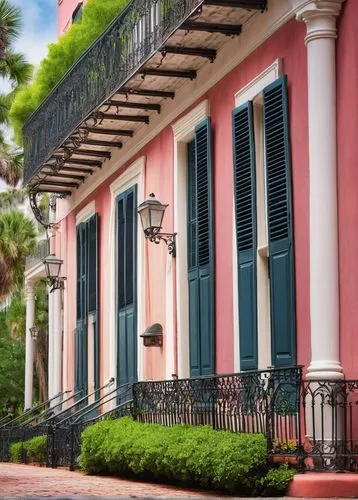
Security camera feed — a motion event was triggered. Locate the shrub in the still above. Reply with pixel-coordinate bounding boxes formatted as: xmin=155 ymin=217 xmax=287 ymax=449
xmin=78 ymin=418 xmax=294 ymax=495
xmin=9 ymin=442 xmax=22 ymax=463
xmin=24 ymin=435 xmax=47 ymax=463
xmin=260 ymin=464 xmax=295 ymax=496
xmin=10 ymin=435 xmax=47 ymax=464
xmin=9 ymin=0 xmax=129 ymax=144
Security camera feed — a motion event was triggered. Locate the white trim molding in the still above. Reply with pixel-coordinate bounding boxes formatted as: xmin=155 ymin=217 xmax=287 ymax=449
xmin=108 ymin=156 xmax=146 ymax=384
xmin=235 ymin=59 xmax=282 ymax=107
xmin=172 ymin=100 xmax=210 ymax=142
xmin=76 ymin=200 xmax=96 ymax=225
xmin=172 ymin=101 xmax=210 ymax=379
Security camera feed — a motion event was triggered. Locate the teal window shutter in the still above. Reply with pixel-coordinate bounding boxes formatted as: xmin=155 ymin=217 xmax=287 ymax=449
xmin=232 ymin=101 xmax=258 ymax=370
xmin=188 ymin=118 xmax=215 ymax=377
xmin=75 ymin=226 xmax=80 ymax=393
xmin=75 ymin=223 xmax=87 ymax=395
xmin=263 ymin=75 xmax=296 ymax=367
xmin=87 ymin=213 xmax=99 ymax=393
xmin=116 ymin=186 xmax=138 ymax=387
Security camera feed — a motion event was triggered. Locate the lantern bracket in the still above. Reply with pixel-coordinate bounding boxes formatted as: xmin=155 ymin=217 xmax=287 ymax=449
xmin=146 ymin=232 xmax=176 ymax=257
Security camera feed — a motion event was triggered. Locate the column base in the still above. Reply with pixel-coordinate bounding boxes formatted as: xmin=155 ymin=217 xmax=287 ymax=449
xmin=306 ymin=360 xmax=344 ymax=380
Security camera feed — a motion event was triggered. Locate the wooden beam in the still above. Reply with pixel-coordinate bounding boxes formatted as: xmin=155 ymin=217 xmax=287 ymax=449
xmin=82 ymin=139 xmax=122 ymax=148
xmin=118 ymin=88 xmax=175 ymax=99
xmin=44 ymin=165 xmax=94 ymax=174
xmin=42 ymin=172 xmax=86 ymax=181
xmin=71 ymin=149 xmax=112 ymax=158
xmin=101 ymin=113 xmax=149 ymax=124
xmin=204 ymin=0 xmax=266 ymax=9
xmin=87 ymin=127 xmax=134 ymax=137
xmin=181 ymin=21 xmax=242 ymax=35
xmin=105 ymin=100 xmax=161 ymax=113
xmin=139 ymin=68 xmax=197 ymax=79
xmin=162 ymin=46 xmax=216 ymax=61
xmin=52 ymin=157 xmax=102 ymax=167
xmin=35 ymin=189 xmax=72 ymax=196
xmin=40 ymin=181 xmax=80 ymax=188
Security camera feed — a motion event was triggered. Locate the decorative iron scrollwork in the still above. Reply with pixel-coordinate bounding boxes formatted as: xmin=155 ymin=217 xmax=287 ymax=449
xmin=23 ymin=0 xmax=207 ymax=184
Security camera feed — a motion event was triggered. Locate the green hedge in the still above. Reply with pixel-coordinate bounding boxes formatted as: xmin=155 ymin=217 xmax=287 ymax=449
xmin=9 ymin=0 xmax=128 ymax=144
xmin=78 ymin=417 xmax=294 ymax=495
xmin=10 ymin=435 xmax=47 ymax=464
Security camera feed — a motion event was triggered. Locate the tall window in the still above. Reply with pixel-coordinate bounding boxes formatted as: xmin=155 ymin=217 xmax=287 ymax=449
xmin=233 ymin=75 xmax=296 ymax=370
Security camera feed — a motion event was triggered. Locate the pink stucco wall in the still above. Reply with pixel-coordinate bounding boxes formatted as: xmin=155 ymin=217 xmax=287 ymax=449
xmin=60 ymin=16 xmax=312 ymax=387
xmin=337 ymin=0 xmax=358 ymax=379
xmin=58 ymin=0 xmax=87 ymax=36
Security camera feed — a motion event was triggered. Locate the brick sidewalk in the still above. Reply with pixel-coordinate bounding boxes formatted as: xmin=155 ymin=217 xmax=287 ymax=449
xmin=0 ymin=463 xmax=220 ymax=498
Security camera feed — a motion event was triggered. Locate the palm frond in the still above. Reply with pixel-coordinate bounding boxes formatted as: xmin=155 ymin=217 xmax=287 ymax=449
xmin=0 ymin=51 xmax=33 ymax=86
xmin=0 ymin=91 xmax=11 ymax=124
xmin=0 ymin=141 xmax=23 ymax=186
xmin=0 ymin=0 xmax=21 ymax=41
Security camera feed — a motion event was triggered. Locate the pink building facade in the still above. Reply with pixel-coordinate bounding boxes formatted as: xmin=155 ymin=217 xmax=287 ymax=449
xmin=23 ymin=0 xmax=358 ymax=469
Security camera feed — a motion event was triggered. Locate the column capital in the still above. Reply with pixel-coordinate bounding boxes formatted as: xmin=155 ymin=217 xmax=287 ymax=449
xmin=293 ymin=0 xmax=345 ymax=43
xmin=25 ymin=279 xmax=36 ymax=298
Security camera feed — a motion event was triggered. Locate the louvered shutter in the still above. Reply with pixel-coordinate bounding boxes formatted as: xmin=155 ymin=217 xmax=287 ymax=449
xmin=75 ymin=223 xmax=88 ymax=395
xmin=263 ymin=75 xmax=296 ymax=367
xmin=87 ymin=214 xmax=99 ymax=393
xmin=75 ymin=226 xmax=81 ymax=393
xmin=232 ymin=101 xmax=258 ymax=370
xmin=116 ymin=186 xmax=137 ymax=387
xmin=188 ymin=118 xmax=215 ymax=377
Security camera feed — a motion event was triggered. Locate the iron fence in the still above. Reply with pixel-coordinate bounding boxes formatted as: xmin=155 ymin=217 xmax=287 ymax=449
xmin=3 ymin=370 xmax=358 ymax=473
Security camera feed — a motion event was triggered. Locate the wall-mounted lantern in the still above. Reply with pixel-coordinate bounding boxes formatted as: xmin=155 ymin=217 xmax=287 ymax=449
xmin=140 ymin=323 xmax=163 ymax=347
xmin=43 ymin=254 xmax=65 ymax=292
xmin=137 ymin=193 xmax=176 ymax=257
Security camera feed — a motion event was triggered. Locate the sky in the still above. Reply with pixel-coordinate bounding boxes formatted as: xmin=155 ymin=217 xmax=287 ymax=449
xmin=0 ymin=0 xmax=57 ymax=190
xmin=2 ymin=0 xmax=57 ymax=92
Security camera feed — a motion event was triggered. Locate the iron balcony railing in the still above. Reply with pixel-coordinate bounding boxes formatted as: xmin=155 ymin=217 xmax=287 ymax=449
xmin=25 ymin=238 xmax=49 ymax=271
xmin=23 ymin=0 xmax=205 ymax=184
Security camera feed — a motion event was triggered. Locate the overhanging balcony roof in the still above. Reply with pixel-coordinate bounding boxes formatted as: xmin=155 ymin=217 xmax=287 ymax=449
xmin=23 ymin=0 xmax=267 ymax=194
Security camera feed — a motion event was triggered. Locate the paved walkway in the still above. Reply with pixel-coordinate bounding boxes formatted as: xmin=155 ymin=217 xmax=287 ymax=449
xmin=0 ymin=463 xmax=220 ymax=498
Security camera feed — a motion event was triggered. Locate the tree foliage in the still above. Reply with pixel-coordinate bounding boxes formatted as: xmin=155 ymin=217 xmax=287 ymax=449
xmin=9 ymin=0 xmax=128 ymax=144
xmin=0 ymin=210 xmax=37 ymax=297
xmin=0 ymin=305 xmax=25 ymax=414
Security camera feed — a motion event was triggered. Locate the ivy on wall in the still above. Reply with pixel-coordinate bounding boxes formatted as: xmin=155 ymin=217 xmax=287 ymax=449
xmin=9 ymin=0 xmax=128 ymax=145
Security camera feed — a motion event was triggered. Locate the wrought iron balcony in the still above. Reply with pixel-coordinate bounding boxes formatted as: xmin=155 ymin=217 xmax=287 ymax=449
xmin=25 ymin=238 xmax=49 ymax=271
xmin=23 ymin=0 xmax=267 ymax=193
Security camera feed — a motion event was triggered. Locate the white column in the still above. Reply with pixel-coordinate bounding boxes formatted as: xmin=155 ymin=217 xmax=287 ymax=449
xmin=295 ymin=0 xmax=345 ymax=380
xmin=53 ymin=287 xmax=62 ymax=398
xmin=24 ymin=280 xmax=35 ymax=410
xmin=48 ymin=286 xmax=54 ymax=399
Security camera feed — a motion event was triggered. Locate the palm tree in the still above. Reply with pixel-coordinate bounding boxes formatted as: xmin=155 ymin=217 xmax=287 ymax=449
xmin=1 ymin=50 xmax=32 ymax=85
xmin=0 ymin=210 xmax=37 ymax=297
xmin=0 ymin=141 xmax=22 ymax=186
xmin=0 ymin=0 xmax=21 ymax=60
xmin=0 ymin=187 xmax=26 ymax=211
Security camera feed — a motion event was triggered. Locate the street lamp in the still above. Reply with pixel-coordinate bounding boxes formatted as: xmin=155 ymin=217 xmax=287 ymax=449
xmin=43 ymin=254 xmax=64 ymax=292
xmin=137 ymin=193 xmax=176 ymax=256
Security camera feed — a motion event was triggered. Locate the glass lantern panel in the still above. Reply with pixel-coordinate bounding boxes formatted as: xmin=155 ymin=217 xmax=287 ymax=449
xmin=150 ymin=206 xmax=165 ymax=229
xmin=139 ymin=206 xmax=151 ymax=232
